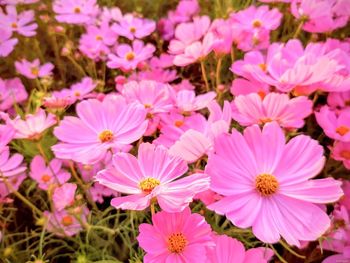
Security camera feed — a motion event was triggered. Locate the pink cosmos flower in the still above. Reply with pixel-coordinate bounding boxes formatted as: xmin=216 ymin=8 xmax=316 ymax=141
xmin=331 ymin=141 xmax=350 ymax=169
xmin=53 ymin=0 xmax=99 ymax=25
xmin=174 ymin=90 xmax=216 ymax=114
xmin=209 ymin=19 xmax=234 ymax=55
xmin=230 ymin=78 xmax=270 ymax=98
xmin=206 ymin=234 xmax=274 ymax=263
xmin=95 ymin=143 xmax=210 ymax=212
xmin=15 ymin=59 xmax=54 ymax=79
xmin=112 ymin=14 xmax=155 ymax=40
xmin=68 ymin=77 xmax=97 ymax=102
xmin=0 ymin=123 xmax=15 ymax=148
xmin=169 ymin=101 xmax=231 ymax=163
xmin=137 ymin=208 xmax=214 ymax=262
xmin=0 ymin=146 xmax=26 ymax=178
xmin=0 ymin=5 xmax=38 ymax=37
xmin=291 ymin=0 xmax=349 ymax=33
xmin=53 ymin=183 xmax=77 ymax=211
xmin=155 ymin=112 xmax=208 ymax=147
xmin=30 ymin=155 xmax=70 ymax=190
xmin=315 ymin=106 xmax=350 ymax=142
xmin=44 ymin=206 xmax=88 ymax=237
xmin=79 ymin=22 xmax=117 ymax=61
xmin=328 ymin=91 xmax=350 ymax=109
xmin=206 ymin=122 xmax=343 ymax=247
xmin=173 ymin=32 xmax=216 ymax=66
xmin=0 ymin=174 xmax=26 ymax=204
xmin=231 ymin=93 xmax=313 ymax=129
xmin=0 ymin=28 xmax=17 ymax=57
xmin=168 ymin=16 xmax=211 ymax=55
xmin=52 ymin=97 xmax=148 ymax=164
xmin=8 ymin=109 xmax=57 ymax=140
xmin=107 ymin=40 xmax=155 ymax=71
xmin=0 ymin=77 xmax=28 ymax=111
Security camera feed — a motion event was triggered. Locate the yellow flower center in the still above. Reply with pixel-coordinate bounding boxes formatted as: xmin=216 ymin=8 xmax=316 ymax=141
xmin=167 ymin=233 xmax=188 ymax=253
xmin=31 ymin=67 xmax=39 ymax=76
xmin=255 ymin=174 xmax=279 ymax=196
xmin=174 ymin=120 xmax=184 ymax=127
xmin=95 ymin=35 xmax=103 ymax=41
xmin=61 ymin=215 xmax=73 ymax=226
xmin=98 ymin=130 xmax=114 ymax=143
xmin=125 ymin=52 xmax=135 ymax=61
xmin=257 ymin=91 xmax=266 ymax=100
xmin=336 ymin=126 xmax=350 ymax=136
xmin=74 ymin=91 xmax=81 ymax=97
xmin=74 ymin=7 xmax=81 ymax=14
xmin=11 ymin=22 xmax=18 ymax=29
xmin=258 ymin=63 xmax=267 ymax=72
xmin=130 ymin=27 xmax=136 ymax=33
xmin=139 ymin=178 xmax=160 ymax=193
xmin=144 ymin=103 xmax=152 ymax=109
xmin=340 ymin=150 xmax=350 ymax=160
xmin=41 ymin=174 xmax=51 ymax=183
xmin=252 ymin=19 xmax=262 ymax=28
xmin=259 ymin=118 xmax=273 ymax=124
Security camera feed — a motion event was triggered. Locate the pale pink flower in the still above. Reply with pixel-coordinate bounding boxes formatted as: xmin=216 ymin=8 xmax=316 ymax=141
xmin=112 ymin=14 xmax=155 ymax=40
xmin=206 ymin=234 xmax=274 ymax=263
xmin=209 ymin=19 xmax=234 ymax=55
xmin=173 ymin=32 xmax=216 ymax=66
xmin=53 ymin=0 xmax=99 ymax=25
xmin=331 ymin=141 xmax=350 ymax=169
xmin=68 ymin=77 xmax=97 ymax=102
xmin=231 ymin=93 xmax=313 ymax=129
xmin=96 ymin=143 xmax=210 ymax=212
xmin=315 ymin=106 xmax=350 ymax=142
xmin=0 ymin=28 xmax=17 ymax=57
xmin=44 ymin=206 xmax=88 ymax=237
xmin=0 ymin=5 xmax=38 ymax=37
xmin=15 ymin=59 xmax=54 ymax=79
xmin=0 ymin=123 xmax=15 ymax=148
xmin=52 ymin=97 xmax=148 ymax=164
xmin=230 ymin=78 xmax=270 ymax=98
xmin=107 ymin=40 xmax=155 ymax=71
xmin=0 ymin=146 xmax=26 ymax=178
xmin=137 ymin=208 xmax=214 ymax=262
xmin=0 ymin=77 xmax=28 ymax=111
xmin=174 ymin=90 xmax=216 ymax=114
xmin=168 ymin=16 xmax=211 ymax=55
xmin=207 ymin=122 xmax=343 ymax=246
xmin=0 ymin=174 xmax=26 ymax=204
xmin=53 ymin=183 xmax=77 ymax=211
xmin=30 ymin=155 xmax=70 ymax=190
xmin=9 ymin=109 xmax=57 ymax=140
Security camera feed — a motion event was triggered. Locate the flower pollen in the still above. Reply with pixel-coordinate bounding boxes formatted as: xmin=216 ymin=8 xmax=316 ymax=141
xmin=125 ymin=52 xmax=135 ymax=61
xmin=61 ymin=215 xmax=73 ymax=226
xmin=167 ymin=233 xmax=187 ymax=253
xmin=139 ymin=177 xmax=160 ymax=193
xmin=255 ymin=173 xmax=279 ymax=196
xmin=336 ymin=126 xmax=350 ymax=136
xmin=99 ymin=129 xmax=114 ymax=143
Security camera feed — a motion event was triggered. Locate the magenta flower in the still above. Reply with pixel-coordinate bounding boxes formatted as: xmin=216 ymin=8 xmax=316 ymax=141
xmin=231 ymin=93 xmax=313 ymax=129
xmin=315 ymin=106 xmax=350 ymax=142
xmin=53 ymin=0 xmax=99 ymax=25
xmin=52 ymin=97 xmax=148 ymax=164
xmin=230 ymin=78 xmax=269 ymax=98
xmin=0 ymin=28 xmax=17 ymax=57
xmin=0 ymin=174 xmax=26 ymax=204
xmin=53 ymin=183 xmax=77 ymax=211
xmin=0 ymin=146 xmax=26 ymax=178
xmin=137 ymin=208 xmax=214 ymax=262
xmin=30 ymin=155 xmax=70 ymax=190
xmin=206 ymin=234 xmax=274 ymax=263
xmin=0 ymin=123 xmax=15 ymax=148
xmin=15 ymin=59 xmax=54 ymax=79
xmin=79 ymin=22 xmax=117 ymax=60
xmin=107 ymin=40 xmax=155 ymax=71
xmin=331 ymin=141 xmax=350 ymax=169
xmin=207 ymin=122 xmax=343 ymax=246
xmin=174 ymin=90 xmax=216 ymax=114
xmin=328 ymin=91 xmax=350 ymax=109
xmin=291 ymin=0 xmax=349 ymax=33
xmin=112 ymin=14 xmax=156 ymax=40
xmin=0 ymin=77 xmax=28 ymax=111
xmin=9 ymin=109 xmax=57 ymax=140
xmin=96 ymin=143 xmax=210 ymax=212
xmin=0 ymin=5 xmax=38 ymax=37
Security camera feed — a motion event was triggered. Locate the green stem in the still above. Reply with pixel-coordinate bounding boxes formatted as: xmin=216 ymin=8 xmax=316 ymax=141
xmin=67 ymin=55 xmax=86 ymax=77
xmin=216 ymin=57 xmax=222 ymax=87
xmin=1 ymin=177 xmax=43 ymax=216
xmin=279 ymin=239 xmax=306 ymax=259
xmin=293 ymin=19 xmax=305 ymax=39
xmin=268 ymin=244 xmax=288 ymax=263
xmin=200 ymin=60 xmax=210 ymax=92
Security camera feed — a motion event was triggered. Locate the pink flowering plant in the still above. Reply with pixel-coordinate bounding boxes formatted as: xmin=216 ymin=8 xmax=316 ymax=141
xmin=0 ymin=0 xmax=349 ymax=262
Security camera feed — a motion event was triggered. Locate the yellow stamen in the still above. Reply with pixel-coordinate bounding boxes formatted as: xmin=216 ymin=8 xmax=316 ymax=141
xmin=139 ymin=178 xmax=160 ymax=193
xmin=255 ymin=173 xmax=279 ymax=196
xmin=98 ymin=130 xmax=114 ymax=143
xmin=167 ymin=233 xmax=188 ymax=253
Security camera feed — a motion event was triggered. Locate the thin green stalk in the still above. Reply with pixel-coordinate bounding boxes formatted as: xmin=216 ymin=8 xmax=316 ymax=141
xmin=216 ymin=57 xmax=223 ymax=87
xmin=293 ymin=19 xmax=305 ymax=39
xmin=268 ymin=244 xmax=288 ymax=263
xmin=200 ymin=60 xmax=210 ymax=92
